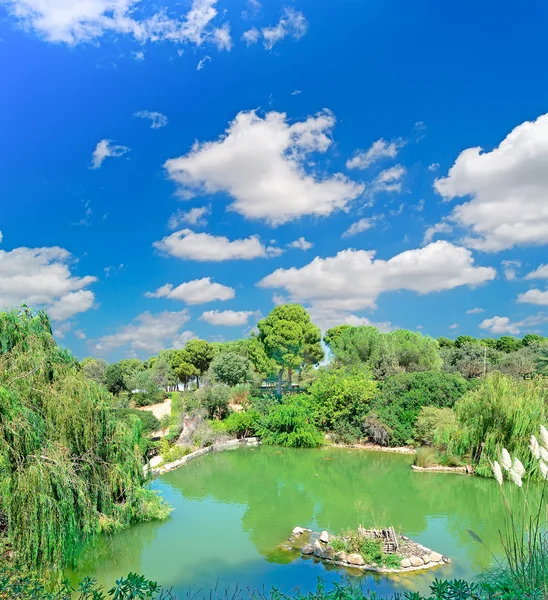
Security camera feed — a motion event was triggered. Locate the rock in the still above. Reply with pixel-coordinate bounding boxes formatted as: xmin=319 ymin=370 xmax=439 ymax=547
xmin=400 ymin=558 xmax=411 ymax=568
xmin=430 ymin=552 xmax=443 ymax=562
xmin=422 ymin=554 xmax=431 ymax=564
xmin=442 ymin=555 xmax=451 ymax=564
xmin=313 ymin=541 xmax=323 ymax=557
xmin=347 ymin=553 xmax=365 ymax=566
xmin=292 ymin=527 xmax=304 ymax=536
xmin=334 ymin=551 xmax=348 ymax=562
xmin=302 ymin=544 xmax=314 ymax=555
xmin=409 ymin=556 xmax=424 ymax=567
xmin=320 ymin=546 xmax=335 ymax=560
xmin=319 ymin=530 xmax=329 ymax=543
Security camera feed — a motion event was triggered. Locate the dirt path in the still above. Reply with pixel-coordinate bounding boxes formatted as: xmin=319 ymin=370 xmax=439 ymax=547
xmin=138 ymin=398 xmax=172 ymax=420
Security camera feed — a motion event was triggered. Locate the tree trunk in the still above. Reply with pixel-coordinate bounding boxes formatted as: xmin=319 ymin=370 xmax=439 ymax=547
xmin=276 ymin=368 xmax=284 ymax=397
xmin=288 ymin=367 xmax=293 ymax=387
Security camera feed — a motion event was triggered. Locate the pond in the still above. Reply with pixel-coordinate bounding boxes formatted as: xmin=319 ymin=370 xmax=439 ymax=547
xmin=69 ymin=446 xmax=514 ymax=597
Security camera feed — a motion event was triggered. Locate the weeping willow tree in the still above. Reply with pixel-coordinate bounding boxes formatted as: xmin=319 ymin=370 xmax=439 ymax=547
xmin=0 ymin=307 xmax=170 ymax=573
xmin=442 ymin=372 xmax=547 ymax=478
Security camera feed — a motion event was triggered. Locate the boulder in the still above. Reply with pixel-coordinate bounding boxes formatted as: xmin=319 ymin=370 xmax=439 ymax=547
xmin=409 ymin=556 xmax=424 ymax=567
xmin=347 ymin=553 xmax=365 ymax=566
xmin=422 ymin=554 xmax=431 ymax=564
xmin=442 ymin=555 xmax=451 ymax=564
xmin=334 ymin=551 xmax=348 ymax=562
xmin=292 ymin=527 xmax=304 ymax=536
xmin=400 ymin=558 xmax=411 ymax=568
xmin=320 ymin=546 xmax=335 ymax=560
xmin=319 ymin=530 xmax=329 ymax=543
xmin=430 ymin=552 xmax=442 ymax=562
xmin=313 ymin=541 xmax=323 ymax=557
xmin=302 ymin=544 xmax=314 ymax=555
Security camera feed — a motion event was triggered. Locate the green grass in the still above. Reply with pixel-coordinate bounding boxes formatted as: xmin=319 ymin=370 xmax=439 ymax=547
xmin=329 ymin=528 xmax=401 ymax=567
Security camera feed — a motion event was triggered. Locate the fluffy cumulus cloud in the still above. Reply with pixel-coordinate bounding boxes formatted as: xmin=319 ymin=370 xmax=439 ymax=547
xmin=502 ymin=260 xmax=521 ymax=281
xmin=346 ymin=138 xmax=405 ymax=170
xmin=91 ymin=139 xmax=129 ymax=169
xmin=200 ymin=309 xmax=253 ymax=326
xmin=153 ymin=229 xmax=281 ymax=261
xmin=308 ymin=307 xmax=393 ymax=332
xmin=287 ymin=237 xmax=313 ymax=250
xmin=146 ymin=277 xmax=235 ymax=304
xmin=168 ymin=206 xmax=210 ymax=229
xmin=163 ymin=109 xmax=364 ymax=225
xmin=526 ymin=264 xmax=548 ymax=280
xmin=96 ymin=310 xmax=192 ymax=353
xmin=3 ymin=0 xmax=229 ymax=49
xmin=134 ymin=110 xmax=168 ymax=128
xmin=367 ymin=165 xmax=406 ymax=197
xmin=261 ymin=8 xmax=308 ymax=49
xmin=435 ymin=113 xmax=548 ymax=251
xmin=0 ymin=246 xmax=96 ymax=321
xmin=480 ymin=313 xmax=548 ymax=335
xmin=518 ymin=289 xmax=548 ymax=306
xmin=259 ymin=241 xmax=496 ymax=326
xmin=342 ymin=217 xmax=378 ymax=238
xmin=422 ymin=222 xmax=453 ymax=245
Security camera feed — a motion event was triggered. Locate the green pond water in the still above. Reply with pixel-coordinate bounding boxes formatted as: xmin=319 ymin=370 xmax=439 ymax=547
xmin=69 ymin=446 xmax=518 ymax=597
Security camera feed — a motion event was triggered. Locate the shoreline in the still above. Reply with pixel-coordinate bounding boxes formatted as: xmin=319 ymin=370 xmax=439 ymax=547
xmin=330 ymin=442 xmax=415 ymax=454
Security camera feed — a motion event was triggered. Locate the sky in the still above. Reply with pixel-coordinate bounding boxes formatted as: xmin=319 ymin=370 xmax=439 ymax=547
xmin=1 ymin=0 xmax=548 ymax=360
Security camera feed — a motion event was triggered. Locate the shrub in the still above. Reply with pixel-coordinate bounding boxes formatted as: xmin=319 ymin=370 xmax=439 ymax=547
xmin=308 ymin=367 xmax=376 ymax=431
xmin=257 ymin=395 xmax=324 ymax=448
xmin=231 ymin=383 xmax=251 ymax=405
xmin=195 ymin=384 xmax=231 ymax=420
xmin=414 ymin=406 xmax=457 ymax=446
xmin=116 ymin=408 xmax=161 ymax=437
xmin=210 ymin=352 xmax=251 ymax=387
xmin=158 ymin=439 xmax=192 ymax=464
xmin=223 ymin=410 xmax=260 ymax=438
xmin=413 ymin=447 xmax=440 ymax=468
xmin=362 ymin=413 xmax=391 ymax=446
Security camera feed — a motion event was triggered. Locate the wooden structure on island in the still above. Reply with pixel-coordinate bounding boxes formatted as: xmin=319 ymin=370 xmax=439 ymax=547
xmin=357 ymin=525 xmax=399 ymax=554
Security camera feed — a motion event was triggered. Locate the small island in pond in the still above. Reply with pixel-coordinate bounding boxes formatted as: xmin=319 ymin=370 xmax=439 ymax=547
xmin=279 ymin=525 xmax=451 ymax=574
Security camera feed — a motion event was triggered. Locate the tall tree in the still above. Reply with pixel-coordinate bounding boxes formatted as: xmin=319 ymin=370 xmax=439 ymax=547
xmin=210 ymin=352 xmax=250 ymax=387
xmin=256 ymin=304 xmax=323 ymax=396
xmin=80 ymin=356 xmax=107 ymax=385
xmin=170 ymin=349 xmax=199 ymax=388
xmin=324 ymin=324 xmax=352 ymax=349
xmin=104 ymin=363 xmax=126 ymax=395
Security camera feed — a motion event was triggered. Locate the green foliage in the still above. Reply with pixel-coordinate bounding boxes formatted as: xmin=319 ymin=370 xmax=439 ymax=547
xmin=223 ymin=410 xmax=260 ymax=438
xmin=444 ymin=373 xmax=548 ymax=478
xmin=414 ymin=406 xmax=457 ymax=446
xmin=104 ymin=363 xmax=126 ymax=395
xmin=257 ymin=395 xmax=324 ymax=448
xmin=436 ymin=337 xmax=455 ymax=348
xmin=80 ymin=357 xmax=107 ymax=386
xmin=157 ymin=439 xmax=192 ymax=465
xmin=329 ymin=528 xmax=399 ymax=567
xmin=496 ymin=336 xmax=523 ymax=353
xmin=257 ymin=304 xmax=323 ymax=390
xmin=323 ymin=325 xmax=352 ymax=349
xmin=454 ymin=335 xmax=481 ymax=348
xmin=150 ymin=353 xmax=177 ymax=389
xmin=0 ymin=308 xmax=170 ymax=573
xmin=413 ymin=447 xmax=440 ymax=468
xmin=330 ymin=327 xmax=442 ymax=378
xmin=369 ymin=371 xmax=472 ymax=446
xmin=210 ymin=352 xmax=251 ymax=387
xmin=181 ymin=340 xmax=216 ymax=381
xmin=195 ymin=384 xmax=231 ymax=419
xmin=116 ymin=409 xmax=161 ymax=436
xmin=308 ymin=367 xmax=376 ymax=431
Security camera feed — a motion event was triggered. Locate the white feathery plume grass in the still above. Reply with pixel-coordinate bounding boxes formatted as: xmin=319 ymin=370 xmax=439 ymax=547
xmin=509 ymin=458 xmax=525 ymax=487
xmin=530 ymin=435 xmax=541 ymax=460
xmin=500 ymin=448 xmax=512 ymax=471
xmin=540 ymin=425 xmax=548 ymax=451
xmin=540 ymin=447 xmax=548 ymax=463
xmin=540 ymin=461 xmax=548 ymax=481
xmin=492 ymin=461 xmax=504 ymax=486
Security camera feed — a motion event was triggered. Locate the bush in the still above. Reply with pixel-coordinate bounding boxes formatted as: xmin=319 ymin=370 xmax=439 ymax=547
xmin=413 ymin=447 xmax=440 ymax=468
xmin=116 ymin=408 xmax=161 ymax=437
xmin=158 ymin=439 xmax=192 ymax=464
xmin=362 ymin=413 xmax=391 ymax=446
xmin=308 ymin=367 xmax=376 ymax=431
xmin=195 ymin=384 xmax=231 ymax=420
xmin=223 ymin=410 xmax=260 ymax=438
xmin=231 ymin=383 xmax=251 ymax=405
xmin=257 ymin=395 xmax=324 ymax=448
xmin=414 ymin=406 xmax=457 ymax=446
xmin=369 ymin=371 xmax=472 ymax=446
xmin=210 ymin=352 xmax=251 ymax=387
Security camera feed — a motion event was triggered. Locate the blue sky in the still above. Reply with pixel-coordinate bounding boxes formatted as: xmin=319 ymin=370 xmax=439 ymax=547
xmin=1 ymin=0 xmax=548 ymax=360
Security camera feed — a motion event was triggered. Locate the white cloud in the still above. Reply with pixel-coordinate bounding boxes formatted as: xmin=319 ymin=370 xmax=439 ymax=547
xmin=412 ymin=198 xmax=425 ymax=212
xmin=4 ymin=0 xmax=226 ymax=49
xmin=97 ymin=310 xmax=192 ymax=353
xmin=422 ymin=222 xmax=453 ymax=245
xmin=132 ymin=50 xmax=145 ymax=61
xmin=168 ymin=206 xmax=210 ymax=229
xmin=272 ymin=293 xmax=287 ymax=306
xmin=75 ymin=329 xmax=86 ymax=339
xmin=480 ymin=316 xmax=521 ymax=335
xmin=368 ymin=165 xmax=406 ymax=197
xmin=308 ymin=306 xmax=393 ymax=333
xmin=200 ymin=309 xmax=253 ymax=326
xmin=134 ymin=110 xmax=168 ymax=129
xmin=346 ymin=138 xmax=405 ymax=170
xmin=291 ymin=90 xmax=301 ymax=96
xmin=428 ymin=163 xmax=439 ymax=172
xmin=196 ymin=55 xmax=211 ymax=70
xmin=449 ymin=323 xmax=458 ymax=329
xmin=53 ymin=322 xmax=72 ymax=339
xmin=153 ymin=229 xmax=282 ymax=261
xmin=0 ymin=231 xmax=3 ymax=243
xmin=91 ymin=139 xmax=129 ymax=169
xmin=525 ymin=264 xmax=548 ymax=280
xmin=146 ymin=277 xmax=234 ymax=304
xmin=164 ymin=109 xmax=363 ymax=225
xmin=517 ymin=289 xmax=548 ymax=306
xmin=262 ymin=8 xmax=308 ymax=49
xmin=259 ymin=241 xmax=496 ymax=325
xmin=466 ymin=307 xmax=485 ymax=314
xmin=0 ymin=246 xmax=96 ymax=321
xmin=435 ymin=113 xmax=548 ymax=252
xmin=241 ymin=27 xmax=259 ymax=45
xmin=287 ymin=237 xmax=313 ymax=250
xmin=502 ymin=259 xmax=521 ymax=281
xmin=212 ymin=23 xmax=231 ymax=50
xmin=342 ymin=217 xmax=378 ymax=238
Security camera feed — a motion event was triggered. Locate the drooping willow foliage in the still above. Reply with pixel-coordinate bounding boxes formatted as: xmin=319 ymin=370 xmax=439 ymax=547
xmin=0 ymin=307 xmax=170 ymax=573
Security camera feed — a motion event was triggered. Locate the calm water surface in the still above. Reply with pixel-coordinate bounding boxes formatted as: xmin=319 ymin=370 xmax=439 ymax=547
xmin=69 ymin=446 xmax=516 ymax=596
